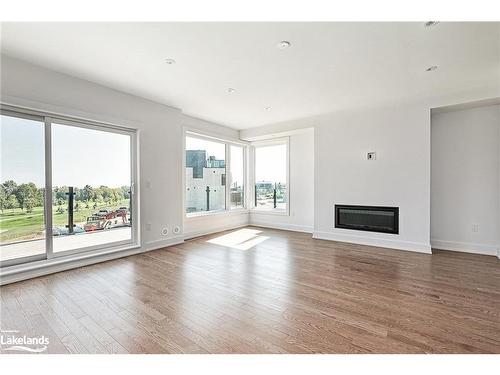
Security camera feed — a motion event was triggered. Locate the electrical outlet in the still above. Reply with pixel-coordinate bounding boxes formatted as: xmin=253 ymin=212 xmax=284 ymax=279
xmin=161 ymin=227 xmax=169 ymax=236
xmin=472 ymin=223 xmax=479 ymax=233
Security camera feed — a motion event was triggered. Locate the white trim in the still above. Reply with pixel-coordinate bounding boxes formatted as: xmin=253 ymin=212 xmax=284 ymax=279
xmin=249 ymin=221 xmax=313 ymax=234
xmin=1 ymin=97 xmax=145 ymax=131
xmin=228 ymin=143 xmax=247 ymax=210
xmin=1 ymin=100 xmax=142 ymax=133
xmin=143 ymin=235 xmax=185 ymax=251
xmin=0 ymin=237 xmax=184 ymax=286
xmin=431 ymin=239 xmax=499 ymax=256
xmin=183 ymin=222 xmax=248 ymax=241
xmin=251 ymin=137 xmax=290 ymax=215
xmin=250 ymin=208 xmax=288 ymax=216
xmin=185 ymin=128 xmax=248 ymax=147
xmin=44 ymin=117 xmax=53 ymax=259
xmin=186 ymin=208 xmax=249 ymax=220
xmin=1 ymin=245 xmax=137 ymax=285
xmin=313 ymin=231 xmax=432 ymax=254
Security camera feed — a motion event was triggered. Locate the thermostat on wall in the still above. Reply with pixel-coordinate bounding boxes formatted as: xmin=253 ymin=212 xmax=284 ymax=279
xmin=367 ymin=152 xmax=376 ymax=160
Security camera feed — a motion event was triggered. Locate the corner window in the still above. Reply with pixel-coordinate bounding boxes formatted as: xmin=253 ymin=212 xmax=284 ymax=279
xmin=253 ymin=140 xmax=288 ymax=213
xmin=185 ymin=133 xmax=247 ymax=216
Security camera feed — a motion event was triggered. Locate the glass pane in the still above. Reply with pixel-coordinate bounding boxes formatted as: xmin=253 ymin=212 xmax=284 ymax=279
xmin=51 ymin=123 xmax=132 ymax=254
xmin=0 ymin=114 xmax=46 ymax=263
xmin=185 ymin=136 xmax=226 ymax=214
xmin=255 ymin=144 xmax=287 ymax=211
xmin=230 ymin=145 xmax=244 ymax=209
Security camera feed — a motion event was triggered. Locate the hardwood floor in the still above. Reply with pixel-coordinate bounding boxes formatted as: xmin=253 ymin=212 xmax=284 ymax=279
xmin=1 ymin=226 xmax=499 ymax=354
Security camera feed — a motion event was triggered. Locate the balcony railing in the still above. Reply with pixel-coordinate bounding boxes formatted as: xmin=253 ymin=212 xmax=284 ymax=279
xmin=255 ymin=183 xmax=286 ymax=210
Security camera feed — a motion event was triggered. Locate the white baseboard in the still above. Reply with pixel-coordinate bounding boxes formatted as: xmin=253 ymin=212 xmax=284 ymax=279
xmin=249 ymin=220 xmax=313 ymax=234
xmin=431 ymin=239 xmax=499 ymax=257
xmin=143 ymin=235 xmax=185 ymax=251
xmin=313 ymin=231 xmax=432 ymax=254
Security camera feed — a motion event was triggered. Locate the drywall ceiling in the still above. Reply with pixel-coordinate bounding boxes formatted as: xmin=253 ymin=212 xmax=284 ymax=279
xmin=1 ymin=22 xmax=499 ymax=129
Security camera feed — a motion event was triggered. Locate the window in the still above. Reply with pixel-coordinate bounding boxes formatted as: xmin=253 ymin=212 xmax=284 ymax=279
xmin=230 ymin=145 xmax=244 ymax=209
xmin=0 ymin=113 xmax=46 ymax=264
xmin=185 ymin=133 xmax=246 ymax=216
xmin=185 ymin=135 xmax=226 ymax=214
xmin=0 ymin=107 xmax=138 ymax=267
xmin=253 ymin=140 xmax=288 ymax=212
xmin=51 ymin=121 xmax=133 ymax=254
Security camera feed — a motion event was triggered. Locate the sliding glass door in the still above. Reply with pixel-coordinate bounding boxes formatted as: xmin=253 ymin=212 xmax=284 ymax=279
xmin=0 ymin=112 xmax=46 ymax=265
xmin=0 ymin=108 xmax=137 ymax=267
xmin=51 ymin=120 xmax=133 ymax=255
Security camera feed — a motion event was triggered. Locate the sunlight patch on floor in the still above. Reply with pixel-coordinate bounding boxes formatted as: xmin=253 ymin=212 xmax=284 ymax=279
xmin=207 ymin=228 xmax=270 ymax=250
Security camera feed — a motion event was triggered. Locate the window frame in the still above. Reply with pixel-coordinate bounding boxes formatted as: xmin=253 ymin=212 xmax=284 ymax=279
xmin=0 ymin=104 xmax=140 ymax=268
xmin=229 ymin=143 xmax=246 ymax=211
xmin=183 ymin=129 xmax=248 ymax=218
xmin=251 ymin=137 xmax=290 ymax=216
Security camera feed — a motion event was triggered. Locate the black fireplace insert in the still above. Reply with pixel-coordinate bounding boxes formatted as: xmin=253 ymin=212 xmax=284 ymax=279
xmin=334 ymin=205 xmax=399 ymax=234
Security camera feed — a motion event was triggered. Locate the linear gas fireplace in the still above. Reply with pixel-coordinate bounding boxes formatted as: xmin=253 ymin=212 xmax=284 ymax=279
xmin=335 ymin=205 xmax=399 ymax=234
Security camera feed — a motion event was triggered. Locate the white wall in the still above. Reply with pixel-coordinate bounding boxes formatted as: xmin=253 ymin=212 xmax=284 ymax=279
xmin=0 ymin=55 xmax=244 ymax=255
xmin=431 ymin=104 xmax=500 ymax=256
xmin=247 ymin=129 xmax=315 ymax=233
xmin=311 ymin=104 xmax=432 ymax=253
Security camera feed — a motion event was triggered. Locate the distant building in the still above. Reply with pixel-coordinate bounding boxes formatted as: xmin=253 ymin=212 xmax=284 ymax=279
xmin=186 ymin=150 xmax=206 ymax=178
xmin=186 ymin=150 xmax=226 ymax=213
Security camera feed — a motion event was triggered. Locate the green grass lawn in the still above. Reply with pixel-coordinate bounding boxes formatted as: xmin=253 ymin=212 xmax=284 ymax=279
xmin=0 ymin=199 xmax=129 ymax=244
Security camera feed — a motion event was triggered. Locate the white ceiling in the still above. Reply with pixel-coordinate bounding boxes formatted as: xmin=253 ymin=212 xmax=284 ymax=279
xmin=1 ymin=22 xmax=499 ymax=129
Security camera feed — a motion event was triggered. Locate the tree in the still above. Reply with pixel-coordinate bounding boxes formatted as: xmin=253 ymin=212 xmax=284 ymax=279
xmin=6 ymin=195 xmax=19 ymax=212
xmin=15 ymin=183 xmax=38 ymax=212
xmin=83 ymin=185 xmax=94 ymax=203
xmin=0 ymin=186 xmax=6 ymax=213
xmin=121 ymin=186 xmax=130 ymax=200
xmin=35 ymin=187 xmax=44 ymax=207
xmin=25 ymin=196 xmax=36 ymax=213
xmin=2 ymin=180 xmax=17 ymax=197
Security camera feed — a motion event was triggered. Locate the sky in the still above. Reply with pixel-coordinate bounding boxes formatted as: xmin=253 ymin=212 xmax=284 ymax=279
xmin=230 ymin=145 xmax=243 ymax=186
xmin=1 ymin=115 xmax=131 ymax=188
xmin=186 ymin=136 xmax=286 ymax=184
xmin=186 ymin=136 xmax=225 ymax=160
xmin=255 ymin=144 xmax=286 ymax=183
xmin=2 ymin=115 xmax=285 ymax=189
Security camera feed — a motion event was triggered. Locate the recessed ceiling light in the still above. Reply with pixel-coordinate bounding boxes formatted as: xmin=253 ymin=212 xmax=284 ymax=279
xmin=165 ymin=58 xmax=176 ymax=65
xmin=227 ymin=88 xmax=236 ymax=93
xmin=277 ymin=41 xmax=291 ymax=49
xmin=426 ymin=65 xmax=438 ymax=72
xmin=265 ymin=106 xmax=272 ymax=111
xmin=424 ymin=21 xmax=439 ymax=27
